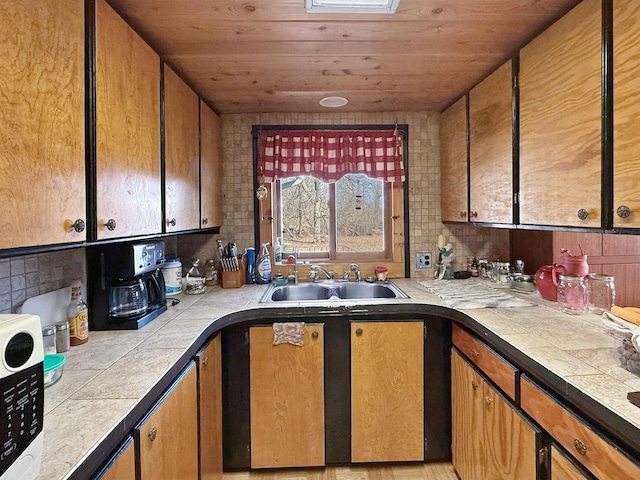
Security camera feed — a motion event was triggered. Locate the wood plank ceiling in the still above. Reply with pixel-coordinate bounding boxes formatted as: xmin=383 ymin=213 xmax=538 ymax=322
xmin=106 ymin=0 xmax=582 ymax=114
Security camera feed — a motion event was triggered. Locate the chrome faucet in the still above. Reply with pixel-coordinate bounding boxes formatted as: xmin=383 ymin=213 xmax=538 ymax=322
xmin=290 ymin=245 xmax=299 ymax=285
xmin=350 ymin=263 xmax=361 ymax=282
xmin=310 ymin=265 xmax=334 ymax=282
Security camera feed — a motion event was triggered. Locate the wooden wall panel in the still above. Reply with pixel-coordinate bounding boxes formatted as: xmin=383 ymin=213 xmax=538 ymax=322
xmin=519 ymin=0 xmax=601 ymax=227
xmin=469 ymin=60 xmax=513 ymax=224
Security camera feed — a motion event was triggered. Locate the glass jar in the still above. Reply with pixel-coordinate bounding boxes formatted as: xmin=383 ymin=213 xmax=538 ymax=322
xmin=557 ymin=274 xmax=587 ymax=314
xmin=587 ymin=273 xmax=615 ymax=314
xmin=42 ymin=326 xmax=57 ymax=355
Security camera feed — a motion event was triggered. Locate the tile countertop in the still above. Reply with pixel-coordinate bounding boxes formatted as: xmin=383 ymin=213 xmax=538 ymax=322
xmin=37 ymin=278 xmax=640 ymax=479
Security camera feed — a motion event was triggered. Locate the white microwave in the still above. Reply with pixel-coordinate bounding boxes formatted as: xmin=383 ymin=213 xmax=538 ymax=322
xmin=0 ymin=314 xmax=44 ymax=480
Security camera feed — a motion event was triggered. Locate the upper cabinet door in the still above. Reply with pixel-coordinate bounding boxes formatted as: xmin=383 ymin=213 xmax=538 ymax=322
xmin=469 ymin=60 xmax=513 ymax=224
xmin=613 ymin=1 xmax=640 ymax=229
xmin=164 ymin=65 xmax=200 ymax=232
xmin=440 ymin=96 xmax=469 ymax=223
xmin=0 ymin=0 xmax=86 ymax=248
xmin=200 ymin=101 xmax=223 ymax=228
xmin=519 ymin=0 xmax=602 ymax=228
xmin=95 ymin=0 xmax=162 ymax=239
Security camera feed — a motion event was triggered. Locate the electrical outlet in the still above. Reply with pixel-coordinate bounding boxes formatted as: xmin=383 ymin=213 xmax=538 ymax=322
xmin=416 ymin=252 xmax=432 ymax=269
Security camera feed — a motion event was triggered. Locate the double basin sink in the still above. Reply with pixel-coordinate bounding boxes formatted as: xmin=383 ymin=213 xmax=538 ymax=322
xmin=259 ymin=280 xmax=409 ymax=303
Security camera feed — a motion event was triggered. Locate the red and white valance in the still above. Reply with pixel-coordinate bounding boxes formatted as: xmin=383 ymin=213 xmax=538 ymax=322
xmin=258 ymin=130 xmax=405 ymax=183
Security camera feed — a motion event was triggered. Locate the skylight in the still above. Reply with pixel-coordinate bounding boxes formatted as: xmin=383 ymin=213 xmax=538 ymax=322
xmin=306 ymin=0 xmax=400 ymax=14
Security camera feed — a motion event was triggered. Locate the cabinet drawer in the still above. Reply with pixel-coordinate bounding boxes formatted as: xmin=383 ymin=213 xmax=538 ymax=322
xmin=452 ymin=324 xmax=516 ymax=400
xmin=521 ymin=376 xmax=640 ymax=480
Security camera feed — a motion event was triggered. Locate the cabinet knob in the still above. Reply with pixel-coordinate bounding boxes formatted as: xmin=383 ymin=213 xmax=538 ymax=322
xmin=484 ymin=395 xmax=492 ymax=405
xmin=202 ymin=356 xmax=209 ymax=366
xmin=471 ymin=211 xmax=478 ymax=218
xmin=471 ymin=381 xmax=479 ymax=390
xmin=577 ymin=209 xmax=589 ymax=220
xmin=168 ymin=218 xmax=177 ymax=227
xmin=459 ymin=211 xmax=467 ymax=218
xmin=202 ymin=217 xmax=209 ymax=225
xmin=148 ymin=426 xmax=157 ymax=442
xmin=617 ymin=205 xmax=632 ymax=219
xmin=573 ymin=438 xmax=587 ymax=456
xmin=470 ymin=349 xmax=479 ymax=359
xmin=311 ymin=331 xmax=319 ymax=339
xmin=355 ymin=328 xmax=363 ymax=336
xmin=72 ymin=219 xmax=85 ymax=233
xmin=104 ymin=219 xmax=117 ymax=231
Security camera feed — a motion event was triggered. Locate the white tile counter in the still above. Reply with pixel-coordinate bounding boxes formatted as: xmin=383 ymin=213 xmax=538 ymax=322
xmin=36 ymin=278 xmax=640 ymax=479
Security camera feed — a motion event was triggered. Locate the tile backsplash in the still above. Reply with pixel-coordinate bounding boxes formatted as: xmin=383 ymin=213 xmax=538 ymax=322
xmin=0 ymin=248 xmax=86 ymax=314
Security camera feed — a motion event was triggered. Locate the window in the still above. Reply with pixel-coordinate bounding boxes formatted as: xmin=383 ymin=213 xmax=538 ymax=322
xmin=276 ymin=173 xmax=392 ymax=261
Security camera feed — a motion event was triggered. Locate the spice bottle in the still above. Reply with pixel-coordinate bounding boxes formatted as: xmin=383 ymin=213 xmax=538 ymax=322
xmin=55 ymin=320 xmax=71 ymax=352
xmin=68 ymin=279 xmax=89 ymax=345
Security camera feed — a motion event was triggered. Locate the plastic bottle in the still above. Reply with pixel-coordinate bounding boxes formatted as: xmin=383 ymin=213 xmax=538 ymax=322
xmin=274 ymin=237 xmax=283 ymax=263
xmin=245 ymin=247 xmax=256 ymax=284
xmin=67 ymin=279 xmax=89 ymax=346
xmin=162 ymin=258 xmax=183 ymax=295
xmin=256 ymin=243 xmax=272 ymax=284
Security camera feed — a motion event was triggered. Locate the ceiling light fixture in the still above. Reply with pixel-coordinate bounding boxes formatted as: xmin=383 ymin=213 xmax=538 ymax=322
xmin=306 ymin=0 xmax=400 ymax=14
xmin=319 ymin=96 xmax=348 ymax=108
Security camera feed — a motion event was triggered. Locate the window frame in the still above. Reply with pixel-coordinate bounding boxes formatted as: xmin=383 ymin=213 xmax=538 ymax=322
xmin=252 ymin=124 xmax=410 ymax=275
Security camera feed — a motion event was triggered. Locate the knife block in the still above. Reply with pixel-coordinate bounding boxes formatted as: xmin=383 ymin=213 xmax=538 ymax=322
xmin=222 ymin=269 xmax=243 ymax=288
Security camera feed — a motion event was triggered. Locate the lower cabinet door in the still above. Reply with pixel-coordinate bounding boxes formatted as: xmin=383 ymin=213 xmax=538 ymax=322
xmin=198 ymin=335 xmax=223 ymax=480
xmin=249 ymin=324 xmax=325 ymax=468
xmin=551 ymin=445 xmax=591 ymax=480
xmin=96 ymin=437 xmax=136 ymax=480
xmin=452 ymin=349 xmax=539 ymax=480
xmin=137 ymin=362 xmax=198 ymax=479
xmin=351 ymin=321 xmax=424 ymax=462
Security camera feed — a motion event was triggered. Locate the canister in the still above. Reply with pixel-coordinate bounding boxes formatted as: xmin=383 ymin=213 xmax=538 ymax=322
xmin=42 ymin=325 xmax=57 ymax=355
xmin=557 ymin=274 xmax=586 ymax=314
xmin=161 ymin=257 xmax=182 ymax=295
xmin=587 ymin=273 xmax=615 ymax=314
xmin=55 ymin=320 xmax=71 ymax=352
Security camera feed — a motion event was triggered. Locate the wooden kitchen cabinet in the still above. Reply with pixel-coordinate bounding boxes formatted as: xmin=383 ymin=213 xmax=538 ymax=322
xmin=95 ymin=0 xmax=162 ymax=239
xmin=551 ymin=445 xmax=590 ymax=480
xmin=164 ymin=65 xmax=200 ymax=232
xmin=200 ymin=101 xmax=223 ymax=228
xmin=137 ymin=362 xmax=198 ymax=479
xmin=96 ymin=437 xmax=136 ymax=480
xmin=0 ymin=0 xmax=86 ymax=249
xmin=197 ymin=334 xmax=223 ymax=480
xmin=440 ymin=96 xmax=469 ymax=223
xmin=521 ymin=375 xmax=640 ymax=480
xmin=351 ymin=321 xmax=424 ymax=463
xmin=519 ymin=0 xmax=602 ymax=228
xmin=451 ymin=349 xmax=538 ymax=480
xmin=249 ymin=324 xmax=325 ymax=468
xmin=469 ymin=60 xmax=514 ymax=224
xmin=613 ymin=0 xmax=640 ymax=228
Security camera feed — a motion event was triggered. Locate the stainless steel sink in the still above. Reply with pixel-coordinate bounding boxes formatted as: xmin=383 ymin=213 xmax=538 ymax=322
xmin=259 ymin=280 xmax=409 ymax=303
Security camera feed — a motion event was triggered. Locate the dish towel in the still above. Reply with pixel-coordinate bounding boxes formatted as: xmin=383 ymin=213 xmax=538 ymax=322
xmin=273 ymin=322 xmax=305 ymax=346
xmin=418 ymin=280 xmax=536 ymax=309
xmin=601 ymin=310 xmax=640 ymax=352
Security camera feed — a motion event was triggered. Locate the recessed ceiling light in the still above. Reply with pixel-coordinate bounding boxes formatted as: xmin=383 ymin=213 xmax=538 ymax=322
xmin=306 ymin=0 xmax=400 ymax=14
xmin=319 ymin=96 xmax=348 ymax=107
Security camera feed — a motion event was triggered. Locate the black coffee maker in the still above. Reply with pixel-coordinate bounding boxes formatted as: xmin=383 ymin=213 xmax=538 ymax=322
xmin=86 ymin=241 xmax=167 ymax=330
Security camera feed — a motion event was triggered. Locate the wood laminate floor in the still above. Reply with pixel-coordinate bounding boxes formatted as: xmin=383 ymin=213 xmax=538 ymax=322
xmin=223 ymin=463 xmax=459 ymax=480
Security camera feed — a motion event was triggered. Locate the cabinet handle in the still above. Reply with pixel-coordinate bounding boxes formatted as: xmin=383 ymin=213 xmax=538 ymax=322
xmin=577 ymin=209 xmax=589 ymax=220
xmin=484 ymin=395 xmax=492 ymax=405
xmin=104 ymin=219 xmax=117 ymax=231
xmin=148 ymin=426 xmax=157 ymax=442
xmin=471 ymin=381 xmax=478 ymax=390
xmin=573 ymin=438 xmax=587 ymax=456
xmin=72 ymin=219 xmax=85 ymax=233
xmin=459 ymin=211 xmax=467 ymax=218
xmin=355 ymin=328 xmax=363 ymax=336
xmin=167 ymin=218 xmax=177 ymax=227
xmin=471 ymin=211 xmax=478 ymax=218
xmin=202 ymin=356 xmax=209 ymax=366
xmin=470 ymin=349 xmax=479 ymax=359
xmin=311 ymin=331 xmax=319 ymax=339
xmin=617 ymin=205 xmax=632 ymax=218
xmin=202 ymin=217 xmax=209 ymax=225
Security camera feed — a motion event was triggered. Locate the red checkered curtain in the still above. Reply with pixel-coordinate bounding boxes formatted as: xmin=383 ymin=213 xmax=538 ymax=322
xmin=258 ymin=130 xmax=405 ymax=183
